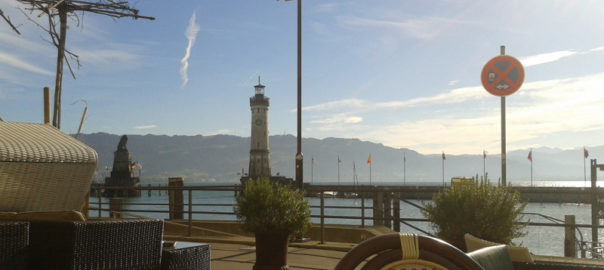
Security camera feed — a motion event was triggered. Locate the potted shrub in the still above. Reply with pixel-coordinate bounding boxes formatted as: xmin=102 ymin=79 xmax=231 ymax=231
xmin=234 ymin=178 xmax=311 ymax=270
xmin=421 ymin=180 xmax=527 ymax=250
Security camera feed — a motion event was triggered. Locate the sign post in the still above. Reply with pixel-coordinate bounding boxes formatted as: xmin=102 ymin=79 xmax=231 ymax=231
xmin=481 ymin=46 xmax=524 ymax=186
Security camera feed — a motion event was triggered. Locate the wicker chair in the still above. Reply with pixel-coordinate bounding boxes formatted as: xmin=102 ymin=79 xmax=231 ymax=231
xmin=0 ymin=122 xmax=98 ymax=212
xmin=27 ymin=219 xmax=164 ymax=270
xmin=0 ymin=221 xmax=29 ymax=270
xmin=335 ymin=233 xmax=485 ymax=270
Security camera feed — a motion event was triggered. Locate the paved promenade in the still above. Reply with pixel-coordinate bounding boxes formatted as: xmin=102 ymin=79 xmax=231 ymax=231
xmin=211 ymin=242 xmax=347 ymax=270
xmin=164 ymin=233 xmax=355 ymax=269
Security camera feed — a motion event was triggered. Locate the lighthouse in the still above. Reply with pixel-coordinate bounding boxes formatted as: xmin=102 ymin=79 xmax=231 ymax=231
xmin=248 ymin=77 xmax=271 ymax=179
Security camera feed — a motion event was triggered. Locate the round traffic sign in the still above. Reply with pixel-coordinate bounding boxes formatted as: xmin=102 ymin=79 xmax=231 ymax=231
xmin=481 ymin=55 xmax=524 ymax=96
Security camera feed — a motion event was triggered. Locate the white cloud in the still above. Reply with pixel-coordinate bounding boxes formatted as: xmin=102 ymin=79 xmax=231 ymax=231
xmin=208 ymin=129 xmax=232 ymax=135
xmin=308 ymin=114 xmax=365 ymax=134
xmin=337 ymin=15 xmax=462 ymax=40
xmin=315 ymin=3 xmax=337 ymax=13
xmin=302 ymin=98 xmax=365 ymax=112
xmin=180 ymin=12 xmax=200 ymax=88
xmin=77 ymin=49 xmax=138 ymax=67
xmin=519 ymin=50 xmax=577 ymax=67
xmin=590 ymin=46 xmax=604 ymax=52
xmin=134 ymin=124 xmax=157 ymax=130
xmin=377 ymin=86 xmax=485 ymax=108
xmin=448 ymin=80 xmax=460 ymax=86
xmin=303 ymin=85 xmax=485 ymax=114
xmin=0 ymin=32 xmax=49 ymax=53
xmin=0 ymin=52 xmax=53 ymax=75
xmin=363 ymin=72 xmax=604 ymax=154
xmin=305 ymin=71 xmax=604 ymax=155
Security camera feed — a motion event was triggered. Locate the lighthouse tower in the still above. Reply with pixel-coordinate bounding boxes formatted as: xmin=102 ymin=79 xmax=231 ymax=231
xmin=248 ymin=77 xmax=271 ymax=179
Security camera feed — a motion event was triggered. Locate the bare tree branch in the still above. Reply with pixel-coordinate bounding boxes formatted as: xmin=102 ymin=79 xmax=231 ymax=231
xmin=1 ymin=9 xmax=22 ymax=34
xmin=15 ymin=0 xmax=154 ymax=129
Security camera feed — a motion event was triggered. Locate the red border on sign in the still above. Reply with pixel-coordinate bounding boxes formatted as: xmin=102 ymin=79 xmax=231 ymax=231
xmin=481 ymin=55 xmax=524 ymax=97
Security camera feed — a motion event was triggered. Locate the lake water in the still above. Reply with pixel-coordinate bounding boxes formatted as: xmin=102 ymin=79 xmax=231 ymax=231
xmin=89 ymin=180 xmax=603 ymax=257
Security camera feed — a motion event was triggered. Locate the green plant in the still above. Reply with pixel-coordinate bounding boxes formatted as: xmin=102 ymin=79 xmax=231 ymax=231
xmin=234 ymin=178 xmax=311 ymax=235
xmin=421 ymin=181 xmax=527 ymax=249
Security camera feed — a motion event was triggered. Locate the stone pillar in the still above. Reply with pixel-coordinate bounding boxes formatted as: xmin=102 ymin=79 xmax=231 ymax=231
xmin=168 ymin=177 xmax=184 ymax=220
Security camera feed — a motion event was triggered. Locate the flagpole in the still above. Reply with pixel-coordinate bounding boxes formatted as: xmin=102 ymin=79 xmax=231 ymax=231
xmin=531 ymin=158 xmax=533 ymax=187
xmin=367 ymin=154 xmax=372 ymax=185
xmin=353 ymin=161 xmax=357 ymax=185
xmin=403 ymin=152 xmax=407 ymax=186
xmin=442 ymin=158 xmax=445 ymax=187
xmin=482 ymin=150 xmax=486 ymax=183
xmin=337 ymin=156 xmax=340 ymax=185
xmin=584 ymin=153 xmax=586 ymax=187
xmin=584 ymin=147 xmax=588 ymax=187
xmin=530 ymin=148 xmax=533 ymax=187
xmin=311 ymin=157 xmax=314 ymax=184
xmin=442 ymin=152 xmax=445 ymax=187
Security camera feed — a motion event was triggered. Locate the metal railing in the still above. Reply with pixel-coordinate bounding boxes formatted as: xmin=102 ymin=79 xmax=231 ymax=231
xmin=90 ymin=184 xmax=604 ymax=258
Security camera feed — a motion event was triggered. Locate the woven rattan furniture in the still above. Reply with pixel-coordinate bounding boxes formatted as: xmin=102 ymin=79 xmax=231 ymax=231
xmin=335 ymin=233 xmax=485 ymax=270
xmin=0 ymin=221 xmax=29 ymax=270
xmin=160 ymin=242 xmax=210 ymax=270
xmin=0 ymin=122 xmax=98 ymax=212
xmin=27 ymin=219 xmax=164 ymax=270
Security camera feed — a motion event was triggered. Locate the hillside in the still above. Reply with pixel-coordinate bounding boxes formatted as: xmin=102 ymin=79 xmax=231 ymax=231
xmin=78 ymin=133 xmax=604 ymax=184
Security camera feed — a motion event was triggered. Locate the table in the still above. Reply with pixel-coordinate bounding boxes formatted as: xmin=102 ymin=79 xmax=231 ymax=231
xmin=161 ymin=241 xmax=210 ymax=270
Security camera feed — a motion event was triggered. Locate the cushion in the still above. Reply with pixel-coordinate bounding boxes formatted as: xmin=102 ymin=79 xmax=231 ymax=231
xmin=0 ymin=211 xmax=86 ymax=222
xmin=0 ymin=212 xmax=17 ymax=220
xmin=464 ymin=233 xmax=533 ymax=263
xmin=468 ymin=245 xmax=514 ymax=270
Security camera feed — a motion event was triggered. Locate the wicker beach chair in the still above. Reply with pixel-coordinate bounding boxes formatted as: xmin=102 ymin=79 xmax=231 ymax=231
xmin=0 ymin=122 xmax=97 ymax=212
xmin=28 ymin=219 xmax=164 ymax=270
xmin=335 ymin=233 xmax=485 ymax=270
xmin=0 ymin=221 xmax=29 ymax=270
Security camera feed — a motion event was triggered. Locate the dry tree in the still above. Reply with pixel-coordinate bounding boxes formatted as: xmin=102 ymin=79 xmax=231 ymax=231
xmin=18 ymin=0 xmax=154 ymax=129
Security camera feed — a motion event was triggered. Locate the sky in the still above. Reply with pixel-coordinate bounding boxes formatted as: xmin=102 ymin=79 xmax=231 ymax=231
xmin=1 ymin=0 xmax=604 ymax=155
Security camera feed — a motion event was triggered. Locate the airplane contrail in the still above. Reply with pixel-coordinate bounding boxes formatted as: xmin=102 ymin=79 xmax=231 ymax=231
xmin=180 ymin=12 xmax=200 ymax=88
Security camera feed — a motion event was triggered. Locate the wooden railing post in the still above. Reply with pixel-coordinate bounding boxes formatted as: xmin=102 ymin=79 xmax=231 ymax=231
xmin=393 ymin=192 xmax=400 ymax=232
xmin=109 ymin=197 xmax=122 ymax=219
xmin=565 ymin=215 xmax=577 ymax=258
xmin=384 ymin=192 xmax=392 ymax=229
xmin=188 ymin=189 xmax=193 ymax=237
xmin=373 ymin=191 xmax=383 ymax=226
xmin=361 ymin=193 xmax=365 ymax=228
xmin=320 ymin=191 xmax=325 ymax=244
xmin=97 ymin=187 xmax=102 ymax=218
xmin=168 ymin=177 xmax=184 ymax=220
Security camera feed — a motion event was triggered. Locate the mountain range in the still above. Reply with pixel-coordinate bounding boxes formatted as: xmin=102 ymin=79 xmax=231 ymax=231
xmin=78 ymin=133 xmax=604 ymax=185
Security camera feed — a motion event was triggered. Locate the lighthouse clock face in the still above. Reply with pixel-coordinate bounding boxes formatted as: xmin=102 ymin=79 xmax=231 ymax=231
xmin=255 ymin=119 xmax=262 ymax=126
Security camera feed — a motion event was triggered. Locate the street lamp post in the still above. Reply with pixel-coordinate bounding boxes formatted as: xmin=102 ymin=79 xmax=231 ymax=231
xmin=295 ymin=0 xmax=303 ymax=189
xmin=280 ymin=0 xmax=303 ymax=189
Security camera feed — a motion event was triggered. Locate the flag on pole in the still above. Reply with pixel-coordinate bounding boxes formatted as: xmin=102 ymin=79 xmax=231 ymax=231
xmin=338 ymin=156 xmax=341 ymax=163
xmin=403 ymin=153 xmax=406 ymax=162
xmin=442 ymin=152 xmax=446 ymax=161
xmin=528 ymin=149 xmax=532 ymax=162
xmin=483 ymin=150 xmax=487 ymax=159
xmin=312 ymin=157 xmax=315 ymax=165
xmin=367 ymin=154 xmax=372 ymax=164
xmin=584 ymin=147 xmax=589 ymax=159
